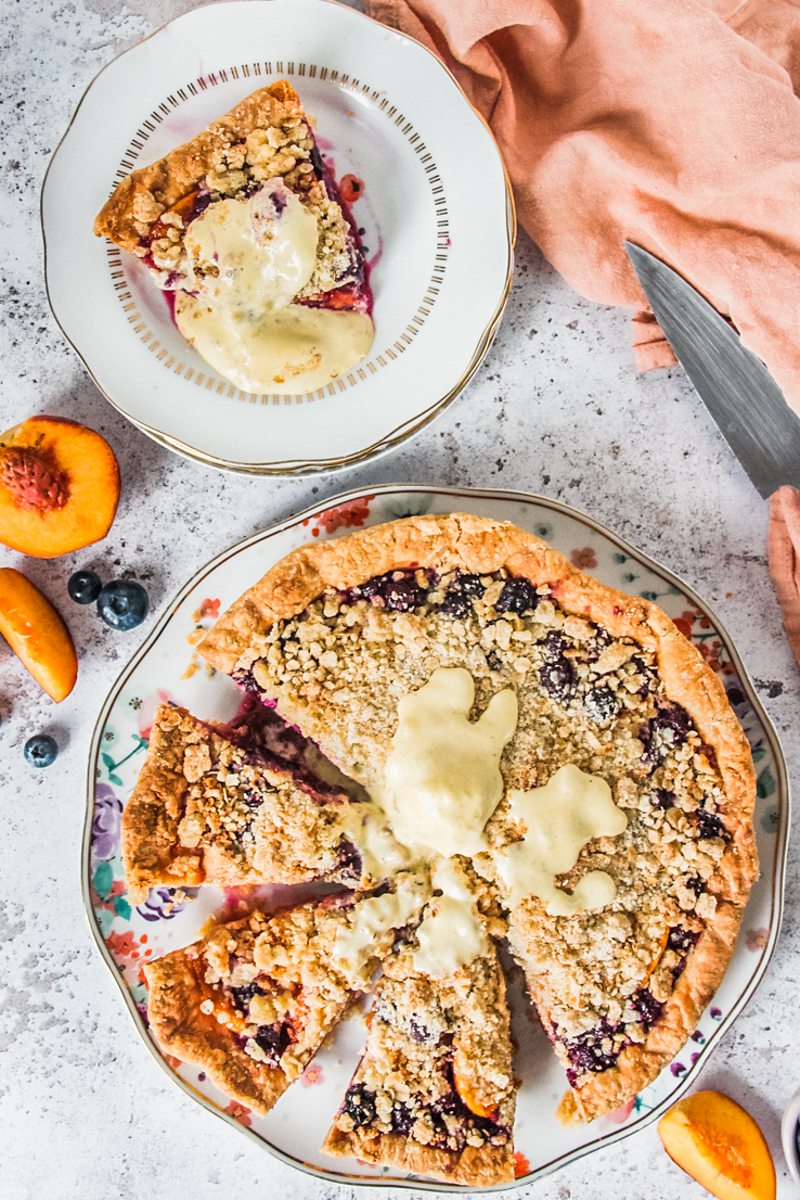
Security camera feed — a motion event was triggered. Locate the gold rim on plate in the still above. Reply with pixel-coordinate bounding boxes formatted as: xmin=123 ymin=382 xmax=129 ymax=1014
xmin=81 ymin=482 xmax=790 ymax=1192
xmin=41 ymin=0 xmax=516 ymax=476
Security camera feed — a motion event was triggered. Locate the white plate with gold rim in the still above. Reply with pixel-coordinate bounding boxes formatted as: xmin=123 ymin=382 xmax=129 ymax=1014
xmin=42 ymin=0 xmax=514 ymax=475
xmin=84 ymin=484 xmax=787 ymax=1192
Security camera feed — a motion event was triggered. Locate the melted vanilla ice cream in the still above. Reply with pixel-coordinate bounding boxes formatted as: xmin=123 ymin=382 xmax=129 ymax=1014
xmin=493 ymin=763 xmax=628 ymax=915
xmin=174 ymin=179 xmax=374 ymax=394
xmin=377 ymin=667 xmax=518 ymax=859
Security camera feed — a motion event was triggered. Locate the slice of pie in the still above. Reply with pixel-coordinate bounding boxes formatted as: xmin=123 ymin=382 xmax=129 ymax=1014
xmin=145 ymin=870 xmax=430 ymax=1116
xmin=199 ymin=512 xmax=758 ymax=1123
xmin=122 ymin=701 xmax=408 ymax=904
xmin=94 ymin=82 xmax=374 ymax=394
xmin=323 ymin=859 xmax=516 ymax=1186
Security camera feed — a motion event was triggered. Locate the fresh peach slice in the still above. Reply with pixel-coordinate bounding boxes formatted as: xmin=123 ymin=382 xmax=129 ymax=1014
xmin=658 ymin=1090 xmax=776 ymax=1200
xmin=0 ymin=568 xmax=77 ymax=701
xmin=0 ymin=415 xmax=120 ymax=557
xmin=453 ymin=1058 xmax=499 ymax=1121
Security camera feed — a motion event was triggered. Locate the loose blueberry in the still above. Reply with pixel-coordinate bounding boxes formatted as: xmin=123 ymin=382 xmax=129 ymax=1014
xmin=97 ymin=579 xmax=149 ymax=630
xmin=494 ymin=577 xmax=539 ymax=615
xmin=539 ymin=658 xmax=577 ymax=701
xmin=342 ymin=1085 xmax=376 ymax=1128
xmin=68 ymin=568 xmax=102 ymax=605
xmin=24 ymin=733 xmax=58 ymax=768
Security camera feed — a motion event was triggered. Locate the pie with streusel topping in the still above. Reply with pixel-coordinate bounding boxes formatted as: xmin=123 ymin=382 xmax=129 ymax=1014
xmin=145 ymin=873 xmax=430 ymax=1116
xmin=199 ymin=512 xmax=758 ymax=1131
xmin=121 ymin=699 xmax=402 ymax=903
xmin=94 ymin=82 xmax=374 ymax=394
xmin=323 ymin=893 xmax=516 ymax=1186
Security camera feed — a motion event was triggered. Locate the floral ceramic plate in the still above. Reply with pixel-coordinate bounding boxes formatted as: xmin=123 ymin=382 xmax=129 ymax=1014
xmin=42 ymin=0 xmax=513 ymax=475
xmin=84 ymin=485 xmax=788 ymax=1191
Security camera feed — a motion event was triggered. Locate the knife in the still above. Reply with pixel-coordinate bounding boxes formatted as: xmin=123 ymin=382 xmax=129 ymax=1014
xmin=624 ymin=242 xmax=800 ymax=498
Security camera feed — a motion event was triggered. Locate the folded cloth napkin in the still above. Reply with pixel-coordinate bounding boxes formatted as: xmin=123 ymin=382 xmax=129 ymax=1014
xmin=368 ymin=0 xmax=800 ymax=664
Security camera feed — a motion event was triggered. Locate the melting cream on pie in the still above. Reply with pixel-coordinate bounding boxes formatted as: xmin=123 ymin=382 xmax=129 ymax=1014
xmin=493 ymin=764 xmax=628 ymax=915
xmin=376 ymin=668 xmax=518 ymax=858
xmin=336 ymin=799 xmax=415 ymax=883
xmin=174 ymin=179 xmax=374 ymax=394
xmin=331 ymin=872 xmax=430 ymax=985
xmin=183 ymin=181 xmax=319 ymax=310
xmin=412 ymin=857 xmax=489 ymax=978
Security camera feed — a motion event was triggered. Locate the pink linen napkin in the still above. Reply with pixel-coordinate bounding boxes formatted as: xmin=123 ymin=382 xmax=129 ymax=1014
xmin=368 ymin=0 xmax=800 ymax=663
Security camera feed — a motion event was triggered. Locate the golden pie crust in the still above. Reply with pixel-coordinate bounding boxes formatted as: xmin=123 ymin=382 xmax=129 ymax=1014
xmin=94 ymin=82 xmax=303 ymax=251
xmin=145 ymin=946 xmax=291 ymax=1116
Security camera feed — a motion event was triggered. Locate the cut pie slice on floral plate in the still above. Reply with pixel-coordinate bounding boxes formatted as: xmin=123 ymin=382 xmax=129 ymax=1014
xmin=323 ymin=859 xmax=516 ymax=1187
xmin=94 ymin=81 xmax=374 ymax=395
xmin=122 ymin=700 xmax=407 ymax=903
xmin=145 ymin=870 xmax=430 ymax=1116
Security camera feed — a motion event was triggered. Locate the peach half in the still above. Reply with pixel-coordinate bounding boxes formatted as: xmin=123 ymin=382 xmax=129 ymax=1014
xmin=658 ymin=1090 xmax=776 ymax=1200
xmin=0 ymin=567 xmax=77 ymax=701
xmin=0 ymin=415 xmax=120 ymax=557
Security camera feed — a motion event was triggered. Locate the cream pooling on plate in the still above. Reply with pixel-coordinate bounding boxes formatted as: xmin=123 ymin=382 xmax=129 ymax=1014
xmin=174 ymin=179 xmax=374 ymax=394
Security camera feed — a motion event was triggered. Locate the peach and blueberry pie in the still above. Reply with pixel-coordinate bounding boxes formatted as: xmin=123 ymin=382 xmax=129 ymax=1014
xmin=145 ymin=871 xmax=430 ymax=1115
xmin=130 ymin=513 xmax=757 ymax=1185
xmin=94 ymin=82 xmax=374 ymax=394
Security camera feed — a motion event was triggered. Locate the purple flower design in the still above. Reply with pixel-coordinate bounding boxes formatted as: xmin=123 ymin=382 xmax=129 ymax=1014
xmin=136 ymin=886 xmax=199 ymax=922
xmin=91 ymin=784 xmax=123 ymax=873
xmin=670 ymin=1061 xmax=686 ymax=1078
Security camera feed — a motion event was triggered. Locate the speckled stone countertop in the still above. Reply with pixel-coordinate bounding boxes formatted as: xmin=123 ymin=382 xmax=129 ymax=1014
xmin=1 ymin=1 xmax=799 ymax=1198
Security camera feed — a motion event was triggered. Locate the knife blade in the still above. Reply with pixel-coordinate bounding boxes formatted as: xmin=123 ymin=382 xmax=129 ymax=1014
xmin=624 ymin=241 xmax=800 ymax=498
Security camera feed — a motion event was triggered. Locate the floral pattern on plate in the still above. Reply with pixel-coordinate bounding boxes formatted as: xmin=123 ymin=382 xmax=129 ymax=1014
xmin=83 ymin=486 xmax=788 ymax=1192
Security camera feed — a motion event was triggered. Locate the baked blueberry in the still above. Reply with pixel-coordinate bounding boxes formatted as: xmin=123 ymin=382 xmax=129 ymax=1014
xmin=342 ymin=1085 xmax=377 ymax=1128
xmin=494 ymin=577 xmax=539 ymax=615
xmin=540 ymin=657 xmax=577 ymax=700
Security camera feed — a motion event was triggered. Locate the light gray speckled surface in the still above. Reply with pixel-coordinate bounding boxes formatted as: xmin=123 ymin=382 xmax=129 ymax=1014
xmin=1 ymin=1 xmax=798 ymax=1198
